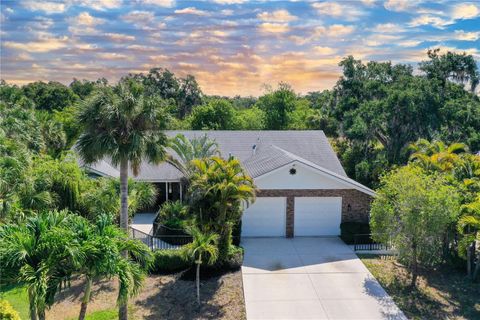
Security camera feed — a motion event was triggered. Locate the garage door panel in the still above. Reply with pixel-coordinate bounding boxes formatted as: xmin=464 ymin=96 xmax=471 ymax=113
xmin=242 ymin=197 xmax=286 ymax=237
xmin=294 ymin=197 xmax=342 ymax=236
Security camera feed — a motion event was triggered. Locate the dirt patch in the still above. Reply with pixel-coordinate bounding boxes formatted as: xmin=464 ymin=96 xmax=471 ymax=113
xmin=359 ymin=254 xmax=480 ymax=320
xmin=46 ymin=271 xmax=246 ymax=320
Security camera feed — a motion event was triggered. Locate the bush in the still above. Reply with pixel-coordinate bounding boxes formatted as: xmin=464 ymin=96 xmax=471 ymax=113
xmin=340 ymin=222 xmax=371 ymax=244
xmin=150 ymin=250 xmax=191 ymax=274
xmin=224 ymin=245 xmax=244 ymax=270
xmin=0 ymin=300 xmax=21 ymax=320
xmin=157 ymin=201 xmax=190 ymax=230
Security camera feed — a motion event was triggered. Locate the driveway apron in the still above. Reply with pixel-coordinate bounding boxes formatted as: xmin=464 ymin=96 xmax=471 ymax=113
xmin=241 ymin=237 xmax=406 ymax=320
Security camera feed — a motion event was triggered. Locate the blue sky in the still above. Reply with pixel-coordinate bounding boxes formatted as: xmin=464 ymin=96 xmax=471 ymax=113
xmin=1 ymin=0 xmax=479 ymax=96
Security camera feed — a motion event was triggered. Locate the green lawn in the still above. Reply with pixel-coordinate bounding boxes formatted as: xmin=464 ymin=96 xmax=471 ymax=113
xmin=0 ymin=283 xmax=120 ymax=320
xmin=359 ymin=254 xmax=480 ymax=320
xmin=0 ymin=283 xmax=29 ymax=319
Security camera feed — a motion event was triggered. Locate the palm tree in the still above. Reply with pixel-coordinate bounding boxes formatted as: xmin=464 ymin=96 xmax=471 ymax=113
xmin=181 ymin=226 xmax=219 ymax=304
xmin=408 ymin=139 xmax=467 ymax=171
xmin=458 ymin=195 xmax=480 ymax=280
xmin=70 ymin=214 xmax=152 ymax=320
xmin=167 ymin=133 xmax=219 ymax=178
xmin=189 ymin=156 xmax=255 ymax=261
xmin=76 ymin=81 xmax=168 ymax=320
xmin=0 ymin=210 xmax=82 ymax=320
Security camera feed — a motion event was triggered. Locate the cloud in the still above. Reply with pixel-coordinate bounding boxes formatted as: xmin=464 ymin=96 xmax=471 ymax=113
xmin=26 ymin=17 xmax=54 ymax=31
xmin=174 ymin=7 xmax=210 ymax=16
xmin=105 ymin=33 xmax=136 ymax=42
xmin=21 ymin=1 xmax=66 ymax=14
xmin=73 ymin=12 xmax=105 ymax=26
xmin=141 ymin=0 xmax=175 ymax=7
xmin=409 ymin=15 xmax=452 ymax=29
xmin=4 ymin=35 xmax=69 ymax=52
xmin=259 ymin=23 xmax=290 ymax=34
xmin=258 ymin=10 xmax=297 ymax=23
xmin=453 ymin=30 xmax=480 ymax=41
xmin=314 ymin=24 xmax=355 ymax=37
xmin=212 ymin=0 xmax=247 ymax=4
xmin=97 ymin=52 xmax=130 ymax=60
xmin=396 ymin=40 xmax=422 ymax=47
xmin=312 ymin=2 xmax=365 ymax=20
xmin=384 ymin=0 xmax=417 ymax=12
xmin=370 ymin=23 xmax=405 ymax=33
xmin=313 ymin=46 xmax=337 ymax=55
xmin=451 ymin=3 xmax=480 ymax=20
xmin=122 ymin=10 xmax=155 ymax=24
xmin=75 ymin=0 xmax=122 ymax=11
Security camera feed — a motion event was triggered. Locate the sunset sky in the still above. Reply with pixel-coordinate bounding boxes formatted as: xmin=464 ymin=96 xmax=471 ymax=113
xmin=1 ymin=0 xmax=479 ymax=96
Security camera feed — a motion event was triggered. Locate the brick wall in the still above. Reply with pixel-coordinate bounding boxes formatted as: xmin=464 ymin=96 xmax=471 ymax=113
xmin=256 ymin=189 xmax=373 ymax=237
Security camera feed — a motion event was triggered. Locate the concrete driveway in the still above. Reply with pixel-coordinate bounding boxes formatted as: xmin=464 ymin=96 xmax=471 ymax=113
xmin=241 ymin=237 xmax=406 ymax=320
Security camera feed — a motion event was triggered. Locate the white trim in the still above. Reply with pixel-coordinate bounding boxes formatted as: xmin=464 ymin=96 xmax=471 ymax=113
xmin=255 ymin=160 xmax=375 ymax=196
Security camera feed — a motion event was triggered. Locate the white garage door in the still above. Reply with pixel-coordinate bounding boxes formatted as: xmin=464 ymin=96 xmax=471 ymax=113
xmin=294 ymin=197 xmax=342 ymax=236
xmin=242 ymin=197 xmax=286 ymax=237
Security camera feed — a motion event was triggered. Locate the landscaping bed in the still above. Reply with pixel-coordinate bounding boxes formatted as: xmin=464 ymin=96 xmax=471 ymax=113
xmin=359 ymin=254 xmax=480 ymax=320
xmin=2 ymin=270 xmax=246 ymax=320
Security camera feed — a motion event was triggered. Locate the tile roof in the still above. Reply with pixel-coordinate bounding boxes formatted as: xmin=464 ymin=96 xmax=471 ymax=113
xmin=80 ymin=130 xmax=347 ymax=181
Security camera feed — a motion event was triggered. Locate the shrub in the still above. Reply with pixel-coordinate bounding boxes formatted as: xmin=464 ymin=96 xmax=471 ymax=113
xmin=150 ymin=250 xmax=191 ymax=274
xmin=340 ymin=222 xmax=371 ymax=244
xmin=224 ymin=245 xmax=244 ymax=270
xmin=157 ymin=201 xmax=190 ymax=230
xmin=0 ymin=300 xmax=21 ymax=320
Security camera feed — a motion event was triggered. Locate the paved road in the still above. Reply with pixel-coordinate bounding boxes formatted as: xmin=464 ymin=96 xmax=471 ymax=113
xmin=241 ymin=237 xmax=406 ymax=320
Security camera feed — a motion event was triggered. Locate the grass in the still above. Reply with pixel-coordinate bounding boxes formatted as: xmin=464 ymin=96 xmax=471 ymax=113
xmin=359 ymin=254 xmax=480 ymax=320
xmin=0 ymin=283 xmax=29 ymax=320
xmin=67 ymin=309 xmax=118 ymax=320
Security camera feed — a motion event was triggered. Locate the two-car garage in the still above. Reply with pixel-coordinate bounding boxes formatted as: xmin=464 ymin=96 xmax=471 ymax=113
xmin=241 ymin=196 xmax=342 ymax=237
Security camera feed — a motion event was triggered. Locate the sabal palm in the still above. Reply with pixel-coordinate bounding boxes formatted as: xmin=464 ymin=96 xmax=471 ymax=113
xmin=189 ymin=156 xmax=255 ymax=260
xmin=181 ymin=226 xmax=219 ymax=303
xmin=77 ymin=82 xmax=168 ymax=230
xmin=168 ymin=133 xmax=219 ymax=178
xmin=76 ymin=82 xmax=167 ymax=320
xmin=0 ymin=210 xmax=82 ymax=320
xmin=70 ymin=214 xmax=152 ymax=320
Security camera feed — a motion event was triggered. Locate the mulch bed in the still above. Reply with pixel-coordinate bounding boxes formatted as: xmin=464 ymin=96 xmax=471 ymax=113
xmin=46 ymin=270 xmax=246 ymax=320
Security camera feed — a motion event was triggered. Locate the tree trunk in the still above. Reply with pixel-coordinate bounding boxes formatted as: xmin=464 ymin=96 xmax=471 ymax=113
xmin=120 ymin=158 xmax=129 ymax=232
xmin=28 ymin=288 xmax=38 ymax=320
xmin=473 ymin=240 xmax=480 ymax=281
xmin=78 ymin=276 xmax=92 ymax=320
xmin=467 ymin=243 xmax=473 ymax=278
xmin=196 ymin=262 xmax=201 ymax=304
xmin=119 ymin=302 xmax=128 ymax=320
xmin=119 ymin=158 xmax=129 ymax=319
xmin=37 ymin=309 xmax=45 ymax=320
xmin=410 ymin=242 xmax=418 ymax=289
xmin=219 ymin=220 xmax=232 ymax=262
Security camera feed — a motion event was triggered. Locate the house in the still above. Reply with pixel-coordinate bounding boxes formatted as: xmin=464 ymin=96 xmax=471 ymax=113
xmin=81 ymin=130 xmax=374 ymax=238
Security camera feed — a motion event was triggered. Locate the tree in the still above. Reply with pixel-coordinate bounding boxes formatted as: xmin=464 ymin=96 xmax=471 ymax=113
xmin=189 ymin=99 xmax=236 ymax=130
xmin=457 ymin=195 xmax=480 ymax=280
xmin=0 ymin=210 xmax=82 ymax=320
xmin=419 ymin=49 xmax=479 ymax=92
xmin=370 ymin=166 xmax=460 ymax=288
xmin=76 ymin=81 xmax=168 ymax=320
xmin=22 ymin=81 xmax=78 ymax=111
xmin=234 ymin=107 xmax=265 ymax=130
xmin=408 ymin=139 xmax=467 ymax=172
xmin=69 ymin=79 xmax=97 ymax=100
xmin=177 ymin=75 xmax=203 ymax=119
xmin=188 ymin=156 xmax=255 ymax=261
xmin=168 ymin=133 xmax=219 ymax=177
xmin=256 ymin=82 xmax=296 ymax=130
xmin=181 ymin=226 xmax=219 ymax=304
xmin=70 ymin=214 xmax=152 ymax=320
